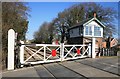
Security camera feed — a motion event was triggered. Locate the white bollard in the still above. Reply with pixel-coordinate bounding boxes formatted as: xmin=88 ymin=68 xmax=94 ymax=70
xmin=8 ymin=29 xmax=15 ymax=70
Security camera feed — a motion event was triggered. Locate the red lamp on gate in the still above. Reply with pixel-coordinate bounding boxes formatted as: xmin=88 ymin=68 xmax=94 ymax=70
xmin=51 ymin=49 xmax=57 ymax=57
xmin=76 ymin=49 xmax=80 ymax=55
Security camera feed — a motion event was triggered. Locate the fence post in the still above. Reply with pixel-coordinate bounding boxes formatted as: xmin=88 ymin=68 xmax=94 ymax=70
xmin=105 ymin=49 xmax=107 ymax=56
xmin=103 ymin=48 xmax=104 ymax=56
xmin=98 ymin=48 xmax=101 ymax=57
xmin=88 ymin=44 xmax=91 ymax=57
xmin=20 ymin=40 xmax=25 ymax=67
xmin=108 ymin=49 xmax=110 ymax=56
xmin=8 ymin=29 xmax=15 ymax=70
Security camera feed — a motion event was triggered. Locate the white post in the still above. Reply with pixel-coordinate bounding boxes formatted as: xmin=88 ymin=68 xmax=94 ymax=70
xmin=44 ymin=46 xmax=46 ymax=62
xmin=102 ymin=48 xmax=105 ymax=56
xmin=60 ymin=43 xmax=64 ymax=61
xmin=92 ymin=37 xmax=96 ymax=58
xmin=20 ymin=40 xmax=25 ymax=67
xmin=8 ymin=29 xmax=15 ymax=70
xmin=88 ymin=43 xmax=91 ymax=57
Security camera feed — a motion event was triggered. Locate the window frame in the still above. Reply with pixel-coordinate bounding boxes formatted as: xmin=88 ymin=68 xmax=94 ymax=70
xmin=94 ymin=25 xmax=101 ymax=36
xmin=84 ymin=24 xmax=103 ymax=37
xmin=84 ymin=25 xmax=92 ymax=36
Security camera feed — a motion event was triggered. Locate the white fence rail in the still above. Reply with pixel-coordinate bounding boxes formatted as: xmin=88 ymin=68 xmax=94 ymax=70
xmin=20 ymin=42 xmax=91 ymax=66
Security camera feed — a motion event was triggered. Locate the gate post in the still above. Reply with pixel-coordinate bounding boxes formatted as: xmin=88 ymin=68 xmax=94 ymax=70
xmin=20 ymin=40 xmax=25 ymax=67
xmin=8 ymin=29 xmax=15 ymax=70
xmin=60 ymin=43 xmax=64 ymax=61
xmin=88 ymin=44 xmax=91 ymax=57
xmin=92 ymin=37 xmax=96 ymax=58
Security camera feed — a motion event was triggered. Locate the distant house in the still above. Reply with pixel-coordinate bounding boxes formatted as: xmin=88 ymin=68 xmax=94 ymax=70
xmin=67 ymin=13 xmax=105 ymax=51
xmin=110 ymin=38 xmax=118 ymax=47
xmin=102 ymin=37 xmax=118 ymax=48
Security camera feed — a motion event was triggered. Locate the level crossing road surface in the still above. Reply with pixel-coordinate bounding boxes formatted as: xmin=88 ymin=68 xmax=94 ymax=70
xmin=1 ymin=57 xmax=119 ymax=79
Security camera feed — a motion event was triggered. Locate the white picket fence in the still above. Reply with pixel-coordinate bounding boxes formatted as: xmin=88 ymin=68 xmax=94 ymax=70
xmin=20 ymin=41 xmax=91 ymax=66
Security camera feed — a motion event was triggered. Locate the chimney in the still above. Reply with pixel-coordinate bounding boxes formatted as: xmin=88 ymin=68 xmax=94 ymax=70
xmin=93 ymin=12 xmax=96 ymax=18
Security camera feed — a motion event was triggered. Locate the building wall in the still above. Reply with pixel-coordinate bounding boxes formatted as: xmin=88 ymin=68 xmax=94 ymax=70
xmin=67 ymin=37 xmax=83 ymax=44
xmin=96 ymin=38 xmax=103 ymax=48
xmin=68 ymin=36 xmax=103 ymax=47
xmin=69 ymin=26 xmax=83 ymax=38
xmin=102 ymin=42 xmax=106 ymax=48
xmin=83 ymin=37 xmax=92 ymax=44
xmin=69 ymin=27 xmax=80 ymax=38
xmin=67 ymin=36 xmax=105 ymax=54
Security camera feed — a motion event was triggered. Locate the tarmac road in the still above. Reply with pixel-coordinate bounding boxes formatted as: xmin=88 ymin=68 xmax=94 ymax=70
xmin=1 ymin=56 xmax=119 ymax=79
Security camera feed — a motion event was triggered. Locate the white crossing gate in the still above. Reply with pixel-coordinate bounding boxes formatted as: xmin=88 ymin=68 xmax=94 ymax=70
xmin=19 ymin=41 xmax=91 ymax=67
xmin=63 ymin=44 xmax=89 ymax=61
xmin=7 ymin=29 xmax=91 ymax=70
xmin=20 ymin=43 xmax=61 ymax=65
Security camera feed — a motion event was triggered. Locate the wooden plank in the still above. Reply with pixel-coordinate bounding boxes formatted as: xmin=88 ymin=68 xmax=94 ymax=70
xmin=34 ymin=65 xmax=55 ymax=77
xmin=59 ymin=61 xmax=118 ymax=77
xmin=43 ymin=63 xmax=83 ymax=77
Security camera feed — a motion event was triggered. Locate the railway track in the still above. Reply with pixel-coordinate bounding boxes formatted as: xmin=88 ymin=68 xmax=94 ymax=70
xmin=2 ymin=57 xmax=119 ymax=78
xmin=33 ymin=60 xmax=118 ymax=78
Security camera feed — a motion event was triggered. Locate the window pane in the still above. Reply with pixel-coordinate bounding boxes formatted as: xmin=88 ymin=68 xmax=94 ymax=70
xmin=85 ymin=25 xmax=92 ymax=35
xmin=89 ymin=26 xmax=92 ymax=35
xmin=94 ymin=26 xmax=101 ymax=36
xmin=85 ymin=26 xmax=88 ymax=35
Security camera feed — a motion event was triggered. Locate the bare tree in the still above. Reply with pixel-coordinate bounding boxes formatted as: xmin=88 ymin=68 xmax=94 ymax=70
xmin=33 ymin=21 xmax=56 ymax=44
xmin=54 ymin=3 xmax=117 ymax=38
